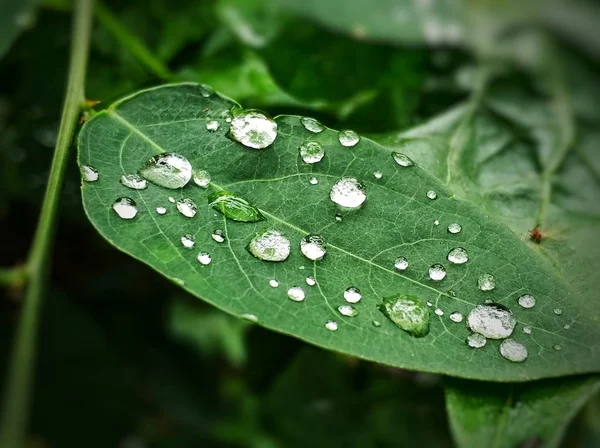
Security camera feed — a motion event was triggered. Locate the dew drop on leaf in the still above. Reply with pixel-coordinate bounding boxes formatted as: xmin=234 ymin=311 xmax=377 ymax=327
xmin=467 ymin=304 xmax=516 ymax=339
xmin=447 ymin=222 xmax=462 ymax=234
xmin=156 ymin=206 xmax=167 ymax=215
xmin=241 ymin=313 xmax=259 ymax=323
xmin=309 ymin=177 xmax=319 ymax=185
xmin=373 ymin=171 xmax=383 ymax=179
xmin=466 ymin=333 xmax=487 ymax=349
xmin=478 ymin=273 xmax=496 ymax=291
xmin=447 ymin=247 xmax=469 ymax=264
xmin=206 ymin=120 xmax=220 ymax=131
xmin=193 ymin=170 xmax=211 ymax=188
xmin=394 ymin=256 xmax=409 ymax=271
xmin=554 ymin=344 xmax=562 ymax=351
xmin=449 ymin=311 xmax=463 ymax=323
xmin=517 ymin=294 xmax=536 ymax=309
xmin=197 ymin=252 xmax=212 ymax=265
xmin=176 ymin=198 xmax=197 ymax=218
xmin=120 ymin=174 xmax=147 ymax=190
xmin=80 ymin=165 xmax=98 ymax=182
xmin=428 ymin=264 xmax=446 ymax=281
xmin=564 ymin=324 xmax=570 ymax=330
xmin=211 ymin=229 xmax=225 ymax=243
xmin=247 ymin=229 xmax=291 ymax=262
xmin=230 ymin=109 xmax=277 ymax=149
xmin=208 ymin=191 xmax=265 ymax=222
xmin=112 ymin=197 xmax=137 ymax=219
xmin=299 ymin=141 xmax=325 ymax=164
xmin=372 ymin=320 xmax=381 ymax=327
xmin=168 ymin=196 xmax=175 ymax=203
xmin=434 ymin=308 xmax=444 ymax=316
xmin=338 ymin=130 xmax=360 ymax=147
xmin=523 ymin=326 xmax=532 ymax=334
xmin=335 ymin=213 xmax=343 ymax=222
xmin=426 ymin=190 xmax=437 ymax=200
xmin=499 ymin=339 xmax=528 ymax=363
xmin=338 ymin=305 xmax=358 ymax=317
xmin=343 ymin=287 xmax=362 ymax=303
xmin=378 ymin=294 xmax=430 ymax=337
xmin=325 ymin=320 xmax=338 ymax=331
xmin=287 ymin=286 xmax=305 ymax=302
xmin=300 ymin=234 xmax=327 ymax=261
xmin=301 ymin=117 xmax=324 ymax=133
xmin=392 ymin=152 xmax=414 ymax=167
xmin=330 ymin=177 xmax=367 ymax=209
xmin=433 ymin=219 xmax=440 ymax=226
xmin=181 ymin=234 xmax=195 ymax=248
xmin=139 ymin=152 xmax=192 ymax=189
xmin=269 ymin=279 xmax=279 ymax=288
xmin=554 ymin=308 xmax=563 ymax=315
xmin=305 ymin=276 xmax=316 ymax=286
xmin=199 ymin=84 xmax=214 ymax=97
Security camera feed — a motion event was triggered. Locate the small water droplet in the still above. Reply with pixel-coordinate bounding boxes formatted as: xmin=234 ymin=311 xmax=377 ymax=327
xmin=300 ymin=234 xmax=327 ymax=261
xmin=230 ymin=109 xmax=277 ymax=149
xmin=554 ymin=308 xmax=563 ymax=315
xmin=80 ymin=165 xmax=99 ymax=182
xmin=467 ymin=333 xmax=487 ymax=349
xmin=325 ymin=320 xmax=338 ymax=331
xmin=517 ymin=294 xmax=536 ymax=309
xmin=447 ymin=247 xmax=468 ymax=264
xmin=112 ymin=197 xmax=137 ymax=219
xmin=338 ymin=305 xmax=358 ymax=317
xmin=299 ymin=141 xmax=325 ymax=164
xmin=330 ymin=177 xmax=367 ymax=209
xmin=211 ymin=229 xmax=225 ymax=243
xmin=499 ymin=339 xmax=528 ymax=363
xmin=241 ymin=313 xmax=259 ymax=323
xmin=433 ymin=219 xmax=440 ymax=226
xmin=309 ymin=177 xmax=319 ymax=185
xmin=168 ymin=197 xmax=176 ymax=203
xmin=338 ymin=130 xmax=360 ymax=147
xmin=378 ymin=294 xmax=430 ymax=337
xmin=197 ymin=252 xmax=212 ymax=265
xmin=287 ymin=286 xmax=305 ymax=302
xmin=209 ymin=191 xmax=265 ymax=222
xmin=335 ymin=213 xmax=343 ymax=222
xmin=448 ymin=290 xmax=457 ymax=297
xmin=305 ymin=276 xmax=316 ymax=286
xmin=206 ymin=120 xmax=220 ymax=131
xmin=139 ymin=152 xmax=192 ymax=189
xmin=467 ymin=303 xmax=516 ymax=339
xmin=426 ymin=190 xmax=437 ymax=200
xmin=156 ymin=206 xmax=167 ymax=215
xmin=176 ymin=198 xmax=197 ymax=218
xmin=199 ymin=84 xmax=214 ymax=97
xmin=247 ymin=229 xmax=291 ymax=262
xmin=523 ymin=326 xmax=532 ymax=334
xmin=120 ymin=174 xmax=147 ymax=190
xmin=372 ymin=320 xmax=381 ymax=327
xmin=392 ymin=152 xmax=414 ymax=167
xmin=449 ymin=311 xmax=463 ymax=323
xmin=426 ymin=301 xmax=433 ymax=307
xmin=428 ymin=264 xmax=446 ymax=281
xmin=344 ymin=287 xmax=362 ymax=303
xmin=394 ymin=256 xmax=409 ymax=271
xmin=553 ymin=344 xmax=562 ymax=351
xmin=301 ymin=117 xmax=325 ymax=133
xmin=193 ymin=170 xmax=211 ymax=188
xmin=478 ymin=273 xmax=496 ymax=291
xmin=447 ymin=223 xmax=462 ymax=234
xmin=373 ymin=171 xmax=383 ymax=179
xmin=269 ymin=279 xmax=279 ymax=288
xmin=434 ymin=308 xmax=444 ymax=316
xmin=181 ymin=234 xmax=195 ymax=248
xmin=563 ymin=324 xmax=570 ymax=330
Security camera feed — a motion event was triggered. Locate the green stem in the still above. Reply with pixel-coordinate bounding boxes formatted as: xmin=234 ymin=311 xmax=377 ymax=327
xmin=0 ymin=266 xmax=27 ymax=288
xmin=0 ymin=1 xmax=95 ymax=446
xmin=95 ymin=1 xmax=172 ymax=80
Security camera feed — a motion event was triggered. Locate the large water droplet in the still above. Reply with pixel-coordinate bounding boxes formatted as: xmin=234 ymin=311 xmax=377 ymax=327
xmin=305 ymin=276 xmax=316 ymax=286
xmin=467 ymin=304 xmax=516 ymax=339
xmin=338 ymin=130 xmax=360 ymax=147
xmin=211 ymin=229 xmax=225 ymax=243
xmin=193 ymin=170 xmax=211 ymax=188
xmin=338 ymin=305 xmax=358 ymax=317
xmin=499 ymin=339 xmax=528 ymax=363
xmin=426 ymin=190 xmax=437 ymax=200
xmin=343 ymin=287 xmax=362 ymax=303
xmin=325 ymin=320 xmax=338 ymax=331
xmin=517 ymin=294 xmax=536 ymax=309
xmin=81 ymin=165 xmax=99 ymax=182
xmin=392 ymin=153 xmax=414 ymax=167
xmin=466 ymin=333 xmax=486 ymax=349
xmin=330 ymin=177 xmax=367 ymax=208
xmin=269 ymin=279 xmax=279 ymax=288
xmin=209 ymin=191 xmax=265 ymax=222
xmin=181 ymin=234 xmax=195 ymax=248
xmin=428 ymin=264 xmax=446 ymax=281
xmin=206 ymin=120 xmax=220 ymax=131
xmin=447 ymin=247 xmax=468 ymax=264
xmin=230 ymin=110 xmax=277 ymax=149
xmin=112 ymin=197 xmax=137 ymax=219
xmin=378 ymin=294 xmax=430 ymax=337
xmin=447 ymin=223 xmax=462 ymax=234
xmin=394 ymin=256 xmax=409 ymax=271
xmin=120 ymin=174 xmax=147 ymax=190
xmin=197 ymin=252 xmax=212 ymax=265
xmin=478 ymin=273 xmax=496 ymax=291
xmin=449 ymin=311 xmax=463 ymax=323
xmin=139 ymin=152 xmax=192 ymax=189
xmin=176 ymin=198 xmax=197 ymax=218
xmin=301 ymin=117 xmax=324 ymax=133
xmin=156 ymin=206 xmax=167 ymax=215
xmin=300 ymin=234 xmax=327 ymax=261
xmin=287 ymin=286 xmax=305 ymax=302
xmin=299 ymin=141 xmax=325 ymax=164
xmin=247 ymin=229 xmax=291 ymax=262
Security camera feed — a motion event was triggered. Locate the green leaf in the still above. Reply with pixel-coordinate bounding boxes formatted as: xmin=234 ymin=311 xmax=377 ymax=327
xmin=78 ymin=83 xmax=600 ymax=382
xmin=445 ymin=376 xmax=600 ymax=448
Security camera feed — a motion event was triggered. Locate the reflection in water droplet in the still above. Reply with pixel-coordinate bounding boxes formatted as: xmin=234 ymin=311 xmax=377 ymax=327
xmin=428 ymin=264 xmax=446 ymax=281
xmin=80 ymin=165 xmax=98 ymax=182
xmin=112 ymin=197 xmax=137 ymax=219
xmin=478 ymin=273 xmax=496 ymax=291
xmin=247 ymin=229 xmax=291 ymax=262
xmin=392 ymin=152 xmax=414 ymax=167
xmin=373 ymin=171 xmax=383 ymax=179
xmin=554 ymin=308 xmax=563 ymax=315
xmin=301 ymin=117 xmax=325 ymax=133
xmin=378 ymin=294 xmax=430 ymax=337
xmin=230 ymin=109 xmax=277 ymax=149
xmin=193 ymin=170 xmax=211 ymax=188
xmin=206 ymin=120 xmax=220 ymax=131
xmin=394 ymin=256 xmax=409 ymax=271
xmin=499 ymin=339 xmax=528 ymax=362
xmin=338 ymin=305 xmax=358 ymax=317
xmin=330 ymin=177 xmax=367 ymax=208
xmin=199 ymin=84 xmax=214 ymax=97
xmin=467 ymin=304 xmax=516 ymax=339
xmin=447 ymin=223 xmax=462 ymax=234
xmin=197 ymin=252 xmax=212 ymax=265
xmin=325 ymin=320 xmax=338 ymax=331
xmin=344 ymin=287 xmax=362 ymax=303
xmin=305 ymin=276 xmax=316 ymax=286
xmin=434 ymin=308 xmax=444 ymax=316
xmin=209 ymin=191 xmax=265 ymax=222
xmin=449 ymin=311 xmax=463 ymax=323
xmin=447 ymin=247 xmax=468 ymax=264
xmin=299 ymin=141 xmax=325 ymax=164
xmin=287 ymin=286 xmax=305 ymax=302
xmin=176 ymin=198 xmax=197 ymax=218
xmin=309 ymin=177 xmax=319 ymax=185
xmin=554 ymin=344 xmax=562 ymax=351
xmin=338 ymin=130 xmax=360 ymax=147
xmin=466 ymin=333 xmax=487 ymax=349
xmin=139 ymin=152 xmax=192 ymax=189
xmin=241 ymin=313 xmax=258 ymax=323
xmin=523 ymin=326 xmax=532 ymax=334
xmin=120 ymin=174 xmax=147 ymax=190
xmin=300 ymin=234 xmax=327 ymax=261
xmin=181 ymin=234 xmax=195 ymax=248
xmin=156 ymin=206 xmax=167 ymax=215
xmin=372 ymin=320 xmax=381 ymax=327
xmin=517 ymin=294 xmax=536 ymax=309
xmin=269 ymin=279 xmax=279 ymax=288
xmin=426 ymin=190 xmax=437 ymax=200
xmin=211 ymin=229 xmax=225 ymax=243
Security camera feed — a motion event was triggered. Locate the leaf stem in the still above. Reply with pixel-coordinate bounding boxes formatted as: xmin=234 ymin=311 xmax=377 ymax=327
xmin=0 ymin=1 xmax=95 ymax=446
xmin=0 ymin=266 xmax=27 ymax=288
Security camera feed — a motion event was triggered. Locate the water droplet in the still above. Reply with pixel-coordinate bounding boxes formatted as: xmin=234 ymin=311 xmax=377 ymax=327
xmin=563 ymin=324 xmax=570 ymax=330
xmin=139 ymin=152 xmax=192 ymax=189
xmin=301 ymin=117 xmax=325 ymax=133
xmin=156 ymin=206 xmax=167 ymax=215
xmin=309 ymin=177 xmax=319 ymax=185
xmin=287 ymin=286 xmax=305 ymax=302
xmin=553 ymin=344 xmax=562 ymax=351
xmin=343 ymin=287 xmax=362 ymax=303
xmin=478 ymin=273 xmax=496 ymax=291
xmin=447 ymin=247 xmax=468 ymax=264
xmin=209 ymin=191 xmax=265 ymax=222
xmin=449 ymin=311 xmax=463 ymax=323
xmin=447 ymin=223 xmax=462 ymax=234
xmin=206 ymin=120 xmax=220 ymax=131
xmin=305 ymin=276 xmax=316 ymax=286
xmin=120 ymin=174 xmax=147 ymax=190
xmin=300 ymin=234 xmax=327 ymax=261
xmin=230 ymin=109 xmax=277 ymax=149
xmin=448 ymin=290 xmax=457 ymax=297
xmin=199 ymin=84 xmax=214 ymax=97
xmin=269 ymin=279 xmax=279 ymax=288
xmin=467 ymin=304 xmax=516 ymax=339
xmin=523 ymin=326 xmax=532 ymax=334
xmin=378 ymin=294 xmax=430 ymax=337
xmin=241 ymin=313 xmax=258 ymax=323
xmin=428 ymin=264 xmax=446 ymax=281
xmin=426 ymin=301 xmax=433 ymax=307
xmin=325 ymin=320 xmax=338 ymax=331
xmin=112 ymin=197 xmax=137 ymax=219
xmin=426 ymin=190 xmax=437 ymax=200
xmin=168 ymin=197 xmax=175 ymax=203
xmin=433 ymin=219 xmax=440 ymax=226
xmin=247 ymin=229 xmax=291 ymax=262
xmin=373 ymin=171 xmax=383 ymax=179
xmin=299 ymin=141 xmax=325 ymax=164
xmin=330 ymin=177 xmax=367 ymax=209
xmin=193 ymin=170 xmax=211 ymax=188
xmin=338 ymin=305 xmax=358 ymax=317
xmin=338 ymin=130 xmax=360 ymax=147
xmin=434 ymin=308 xmax=444 ymax=316
xmin=211 ymin=229 xmax=225 ymax=243
xmin=554 ymin=308 xmax=563 ymax=315
xmin=499 ymin=339 xmax=528 ymax=363
xmin=467 ymin=333 xmax=487 ymax=349
xmin=392 ymin=152 xmax=414 ymax=167
xmin=394 ymin=256 xmax=409 ymax=271
xmin=372 ymin=320 xmax=381 ymax=327
xmin=335 ymin=213 xmax=343 ymax=222
xmin=176 ymin=198 xmax=197 ymax=218
xmin=181 ymin=234 xmax=195 ymax=248
xmin=197 ymin=252 xmax=212 ymax=265
xmin=517 ymin=294 xmax=536 ymax=309
xmin=80 ymin=165 xmax=98 ymax=182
